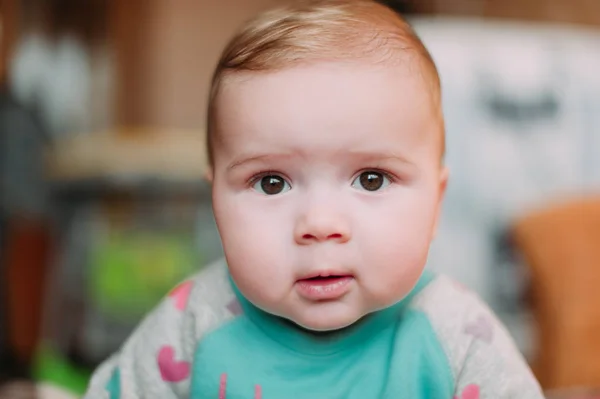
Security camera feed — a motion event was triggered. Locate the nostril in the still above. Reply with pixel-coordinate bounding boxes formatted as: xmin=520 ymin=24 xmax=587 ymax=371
xmin=302 ymin=233 xmax=342 ymax=240
xmin=300 ymin=233 xmax=345 ymax=242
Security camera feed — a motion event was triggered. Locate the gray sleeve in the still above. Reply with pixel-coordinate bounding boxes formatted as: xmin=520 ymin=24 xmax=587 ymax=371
xmin=410 ymin=275 xmax=545 ymax=398
xmin=83 ymin=282 xmax=199 ymax=399
xmin=453 ymin=302 xmax=544 ymax=398
xmin=83 ymin=259 xmax=235 ymax=399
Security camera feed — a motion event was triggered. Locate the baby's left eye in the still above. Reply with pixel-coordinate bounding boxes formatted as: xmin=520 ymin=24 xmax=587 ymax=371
xmin=351 ymin=171 xmax=391 ymax=192
xmin=253 ymin=174 xmax=291 ymax=195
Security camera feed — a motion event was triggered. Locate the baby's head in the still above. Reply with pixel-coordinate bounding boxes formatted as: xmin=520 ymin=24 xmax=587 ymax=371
xmin=207 ymin=0 xmax=448 ymax=331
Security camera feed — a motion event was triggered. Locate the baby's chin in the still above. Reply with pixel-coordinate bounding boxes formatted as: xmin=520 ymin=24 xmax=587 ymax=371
xmin=281 ymin=305 xmax=369 ymax=332
xmin=282 ymin=297 xmax=407 ymax=332
xmin=247 ymin=288 xmax=403 ymax=332
xmin=293 ymin=314 xmax=360 ymax=332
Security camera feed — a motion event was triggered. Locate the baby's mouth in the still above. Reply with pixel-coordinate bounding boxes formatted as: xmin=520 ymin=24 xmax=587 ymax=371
xmin=300 ymin=275 xmax=351 ymax=285
xmin=295 ymin=274 xmax=354 ymax=300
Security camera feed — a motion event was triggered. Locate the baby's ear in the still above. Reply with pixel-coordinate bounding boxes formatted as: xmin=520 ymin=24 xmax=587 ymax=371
xmin=204 ymin=166 xmax=214 ymax=184
xmin=439 ymin=166 xmax=449 ymax=197
xmin=432 ymin=166 xmax=449 ymax=240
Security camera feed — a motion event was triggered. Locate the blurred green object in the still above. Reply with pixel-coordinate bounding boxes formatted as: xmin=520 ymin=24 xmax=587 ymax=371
xmin=33 ymin=344 xmax=91 ymax=396
xmin=89 ymin=230 xmax=198 ymax=320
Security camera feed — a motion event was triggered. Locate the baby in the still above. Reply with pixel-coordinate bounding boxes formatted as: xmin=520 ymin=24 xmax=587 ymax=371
xmin=85 ymin=1 xmax=544 ymax=398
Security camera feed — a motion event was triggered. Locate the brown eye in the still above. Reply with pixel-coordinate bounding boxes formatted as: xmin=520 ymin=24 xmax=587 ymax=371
xmin=353 ymin=171 xmax=389 ymax=192
xmin=254 ymin=175 xmax=290 ymax=195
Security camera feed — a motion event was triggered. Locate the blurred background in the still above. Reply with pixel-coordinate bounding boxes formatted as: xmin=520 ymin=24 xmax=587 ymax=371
xmin=0 ymin=0 xmax=599 ymax=398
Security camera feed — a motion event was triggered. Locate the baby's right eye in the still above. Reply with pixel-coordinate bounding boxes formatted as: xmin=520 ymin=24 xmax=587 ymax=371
xmin=252 ymin=175 xmax=291 ymax=195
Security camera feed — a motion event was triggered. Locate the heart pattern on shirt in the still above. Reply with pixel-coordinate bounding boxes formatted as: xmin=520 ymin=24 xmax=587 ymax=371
xmin=169 ymin=280 xmax=193 ymax=311
xmin=226 ymin=299 xmax=243 ymax=315
xmin=464 ymin=315 xmax=494 ymax=344
xmin=454 ymin=384 xmax=480 ymax=399
xmin=157 ymin=345 xmax=191 ymax=382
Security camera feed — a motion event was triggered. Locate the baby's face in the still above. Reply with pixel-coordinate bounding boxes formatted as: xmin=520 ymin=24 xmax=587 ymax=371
xmin=211 ymin=61 xmax=447 ymax=331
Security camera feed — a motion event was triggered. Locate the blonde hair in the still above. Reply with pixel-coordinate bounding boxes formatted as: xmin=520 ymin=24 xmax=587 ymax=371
xmin=206 ymin=0 xmax=443 ymax=165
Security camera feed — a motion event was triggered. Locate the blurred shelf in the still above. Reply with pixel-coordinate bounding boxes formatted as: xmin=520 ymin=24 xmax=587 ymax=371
xmin=46 ymin=127 xmax=209 ymax=184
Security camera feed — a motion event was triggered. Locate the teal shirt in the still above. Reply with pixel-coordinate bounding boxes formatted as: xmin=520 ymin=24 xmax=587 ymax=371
xmin=190 ymin=271 xmax=453 ymax=398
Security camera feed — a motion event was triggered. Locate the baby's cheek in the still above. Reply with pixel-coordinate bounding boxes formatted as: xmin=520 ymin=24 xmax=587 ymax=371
xmin=362 ymin=238 xmax=428 ymax=304
xmin=225 ymin=227 xmax=292 ymax=309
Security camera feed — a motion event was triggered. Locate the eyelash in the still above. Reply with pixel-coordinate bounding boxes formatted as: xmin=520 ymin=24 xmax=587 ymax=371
xmin=353 ymin=168 xmax=398 ymax=184
xmin=247 ymin=168 xmax=399 ymax=187
xmin=247 ymin=170 xmax=283 ymax=187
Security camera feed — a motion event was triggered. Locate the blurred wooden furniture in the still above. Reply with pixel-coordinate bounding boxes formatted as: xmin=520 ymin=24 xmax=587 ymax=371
xmin=405 ymin=0 xmax=600 ymax=26
xmin=110 ymin=0 xmax=284 ymax=129
xmin=0 ymin=0 xmax=19 ymax=85
xmin=512 ymin=197 xmax=600 ymax=390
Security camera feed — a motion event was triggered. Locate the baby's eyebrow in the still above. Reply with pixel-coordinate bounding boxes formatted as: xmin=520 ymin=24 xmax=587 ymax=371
xmin=227 ymin=153 xmax=292 ymax=171
xmin=226 ymin=150 xmax=416 ymax=172
xmin=346 ymin=150 xmax=415 ymax=166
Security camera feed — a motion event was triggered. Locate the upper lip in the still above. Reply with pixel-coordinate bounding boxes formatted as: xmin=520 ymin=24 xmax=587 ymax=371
xmin=297 ymin=270 xmax=353 ymax=280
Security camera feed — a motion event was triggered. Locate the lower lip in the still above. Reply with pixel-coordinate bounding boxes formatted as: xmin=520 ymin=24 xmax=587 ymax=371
xmin=295 ymin=276 xmax=354 ymax=301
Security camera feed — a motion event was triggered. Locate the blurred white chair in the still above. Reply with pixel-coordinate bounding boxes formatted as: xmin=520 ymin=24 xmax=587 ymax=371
xmin=37 ymin=384 xmax=78 ymax=399
xmin=0 ymin=381 xmax=78 ymax=399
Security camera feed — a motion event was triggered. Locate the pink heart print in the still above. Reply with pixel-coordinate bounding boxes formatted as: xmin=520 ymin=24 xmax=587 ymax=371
xmin=226 ymin=299 xmax=243 ymax=316
xmin=169 ymin=280 xmax=193 ymax=311
xmin=464 ymin=315 xmax=494 ymax=344
xmin=157 ymin=345 xmax=191 ymax=382
xmin=454 ymin=384 xmax=480 ymax=399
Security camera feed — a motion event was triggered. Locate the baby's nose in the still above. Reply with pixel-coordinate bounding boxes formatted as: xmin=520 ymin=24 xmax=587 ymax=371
xmin=294 ymin=208 xmax=351 ymax=245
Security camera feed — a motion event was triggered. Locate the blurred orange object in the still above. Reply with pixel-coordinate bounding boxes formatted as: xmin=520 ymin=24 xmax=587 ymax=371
xmin=512 ymin=196 xmax=600 ymax=390
xmin=4 ymin=219 xmax=51 ymax=366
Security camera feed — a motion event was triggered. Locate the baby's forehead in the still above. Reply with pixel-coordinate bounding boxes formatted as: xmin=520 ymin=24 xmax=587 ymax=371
xmin=221 ymin=56 xmax=436 ymax=100
xmin=217 ymin=59 xmax=440 ymax=129
xmin=213 ymin=62 xmax=443 ymax=162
